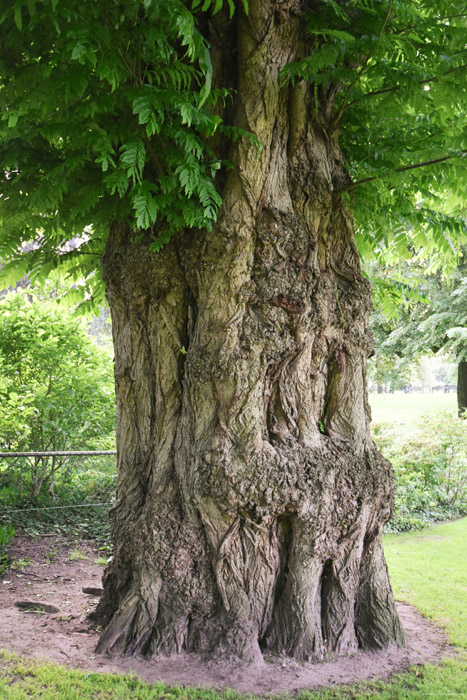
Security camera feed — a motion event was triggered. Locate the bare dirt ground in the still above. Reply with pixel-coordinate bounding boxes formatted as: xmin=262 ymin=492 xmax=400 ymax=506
xmin=0 ymin=535 xmax=454 ymax=695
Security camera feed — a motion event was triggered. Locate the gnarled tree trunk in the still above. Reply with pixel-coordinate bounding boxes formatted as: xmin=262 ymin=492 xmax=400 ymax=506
xmin=94 ymin=0 xmax=404 ymax=662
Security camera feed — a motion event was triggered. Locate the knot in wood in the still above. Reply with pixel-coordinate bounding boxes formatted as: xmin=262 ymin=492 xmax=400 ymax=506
xmin=270 ymin=295 xmax=303 ymax=314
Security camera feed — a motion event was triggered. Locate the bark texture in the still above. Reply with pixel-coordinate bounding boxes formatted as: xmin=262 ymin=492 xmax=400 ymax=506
xmin=94 ymin=0 xmax=404 ymax=662
xmin=458 ymin=361 xmax=467 ymax=417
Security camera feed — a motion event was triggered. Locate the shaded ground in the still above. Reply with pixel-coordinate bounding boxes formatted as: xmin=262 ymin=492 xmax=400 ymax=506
xmin=0 ymin=536 xmax=454 ymax=695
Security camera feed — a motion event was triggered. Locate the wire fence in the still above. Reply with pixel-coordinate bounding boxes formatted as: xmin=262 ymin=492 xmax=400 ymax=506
xmin=0 ymin=450 xmax=117 ymax=542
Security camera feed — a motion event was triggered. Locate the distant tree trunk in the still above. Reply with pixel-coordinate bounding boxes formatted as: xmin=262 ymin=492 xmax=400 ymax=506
xmin=458 ymin=361 xmax=467 ymax=417
xmin=93 ymin=0 xmax=404 ymax=662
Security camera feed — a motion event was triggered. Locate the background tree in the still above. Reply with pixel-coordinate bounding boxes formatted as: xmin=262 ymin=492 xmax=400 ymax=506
xmin=1 ymin=0 xmax=467 ymax=662
xmin=371 ymin=261 xmax=467 ymax=413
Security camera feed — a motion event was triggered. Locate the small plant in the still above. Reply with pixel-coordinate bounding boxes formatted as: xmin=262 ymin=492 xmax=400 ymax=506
xmin=0 ymin=524 xmax=15 ymax=574
xmin=93 ymin=556 xmax=108 ymax=566
xmin=69 ymin=549 xmax=89 ymax=561
xmin=10 ymin=557 xmax=32 ymax=571
xmin=45 ymin=548 xmax=58 ymax=564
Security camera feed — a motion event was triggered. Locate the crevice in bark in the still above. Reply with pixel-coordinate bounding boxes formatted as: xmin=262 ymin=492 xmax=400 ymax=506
xmin=274 ymin=515 xmax=293 ymax=608
xmin=458 ymin=361 xmax=467 ymax=417
xmin=257 ymin=515 xmax=292 ymax=654
xmin=320 ymin=558 xmax=334 ymax=648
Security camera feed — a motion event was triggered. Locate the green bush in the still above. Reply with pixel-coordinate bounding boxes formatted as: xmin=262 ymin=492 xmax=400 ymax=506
xmin=373 ymin=412 xmax=467 ymax=532
xmin=0 ymin=289 xmax=117 ymax=541
xmin=0 ymin=289 xmax=115 ymax=500
xmin=0 ymin=454 xmax=116 ymax=541
xmin=0 ymin=524 xmax=14 ymax=574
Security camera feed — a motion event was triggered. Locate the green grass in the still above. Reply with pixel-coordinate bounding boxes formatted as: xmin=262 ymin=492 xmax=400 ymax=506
xmin=369 ymin=392 xmax=457 ymax=433
xmin=1 ymin=519 xmax=466 ymax=698
xmin=0 ymin=650 xmax=466 ymax=700
xmin=69 ymin=549 xmax=89 ymax=561
xmin=384 ymin=518 xmax=467 ymax=649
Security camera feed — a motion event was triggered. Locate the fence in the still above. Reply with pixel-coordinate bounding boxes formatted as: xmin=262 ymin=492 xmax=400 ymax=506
xmin=0 ymin=450 xmax=117 ymax=542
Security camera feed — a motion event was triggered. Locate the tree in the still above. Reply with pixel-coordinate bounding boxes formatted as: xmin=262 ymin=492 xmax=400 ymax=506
xmin=1 ymin=0 xmax=467 ymax=662
xmin=0 ymin=288 xmax=115 ymax=497
xmin=371 ymin=263 xmax=467 ymax=414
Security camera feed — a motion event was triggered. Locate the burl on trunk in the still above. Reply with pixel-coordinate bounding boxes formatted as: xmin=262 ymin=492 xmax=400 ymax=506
xmin=93 ymin=0 xmax=404 ymax=662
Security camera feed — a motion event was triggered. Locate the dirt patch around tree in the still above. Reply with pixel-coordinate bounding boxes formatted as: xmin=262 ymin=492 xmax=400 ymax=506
xmin=0 ymin=536 xmax=455 ymax=695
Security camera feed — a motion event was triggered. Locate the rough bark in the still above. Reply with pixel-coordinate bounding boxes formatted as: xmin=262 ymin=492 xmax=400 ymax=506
xmin=458 ymin=361 xmax=467 ymax=417
xmin=93 ymin=0 xmax=404 ymax=662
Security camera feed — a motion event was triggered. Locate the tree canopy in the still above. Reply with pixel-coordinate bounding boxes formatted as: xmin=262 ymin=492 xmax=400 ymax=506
xmin=370 ymin=257 xmax=467 ymax=410
xmin=375 ymin=265 xmax=467 ymax=365
xmin=1 ymin=0 xmax=467 ymax=303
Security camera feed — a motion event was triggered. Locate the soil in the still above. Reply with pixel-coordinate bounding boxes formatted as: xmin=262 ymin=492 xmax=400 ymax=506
xmin=0 ymin=536 xmax=454 ymax=695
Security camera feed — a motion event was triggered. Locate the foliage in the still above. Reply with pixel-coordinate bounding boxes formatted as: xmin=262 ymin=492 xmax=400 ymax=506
xmin=322 ymin=1 xmax=467 ymax=272
xmin=0 ymin=289 xmax=115 ymax=500
xmin=380 ymin=268 xmax=467 ymax=361
xmin=0 ymin=453 xmax=116 ymax=543
xmin=369 ymin=258 xmax=467 ymax=394
xmin=373 ymin=412 xmax=467 ymax=532
xmin=282 ymin=0 xmax=467 ymax=270
xmin=367 ymin=335 xmax=415 ymax=391
xmin=0 ymin=523 xmax=14 ymax=574
xmin=0 ymin=0 xmax=230 ymax=307
xmin=1 ymin=1 xmax=467 ymax=304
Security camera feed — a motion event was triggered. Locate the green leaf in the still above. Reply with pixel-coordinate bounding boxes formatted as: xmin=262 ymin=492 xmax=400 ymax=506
xmin=307 ymin=28 xmax=355 ymax=43
xmin=14 ymin=4 xmax=22 ymax=31
xmin=120 ymin=140 xmax=146 ymax=184
xmin=7 ymin=113 xmax=18 ymax=128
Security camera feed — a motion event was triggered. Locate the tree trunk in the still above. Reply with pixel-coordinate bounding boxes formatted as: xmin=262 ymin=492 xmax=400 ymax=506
xmin=93 ymin=1 xmax=404 ymax=662
xmin=458 ymin=361 xmax=467 ymax=417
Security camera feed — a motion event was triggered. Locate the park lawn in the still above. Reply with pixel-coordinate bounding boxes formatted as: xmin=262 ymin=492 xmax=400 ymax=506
xmin=0 ymin=519 xmax=466 ymax=699
xmin=383 ymin=518 xmax=467 ymax=649
xmin=369 ymin=392 xmax=457 ymax=434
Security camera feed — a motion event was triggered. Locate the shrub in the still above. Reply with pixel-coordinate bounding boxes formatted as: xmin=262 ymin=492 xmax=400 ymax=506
xmin=0 ymin=290 xmax=115 ymax=500
xmin=373 ymin=412 xmax=467 ymax=532
xmin=0 ymin=524 xmax=15 ymax=574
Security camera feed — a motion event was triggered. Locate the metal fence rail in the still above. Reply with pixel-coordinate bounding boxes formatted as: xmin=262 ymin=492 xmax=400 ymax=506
xmin=0 ymin=451 xmax=116 ymax=457
xmin=0 ymin=450 xmax=117 ymax=540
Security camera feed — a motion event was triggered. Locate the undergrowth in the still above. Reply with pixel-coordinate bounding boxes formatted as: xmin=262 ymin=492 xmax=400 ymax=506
xmin=0 ymin=524 xmax=14 ymax=574
xmin=0 ymin=453 xmax=115 ymax=544
xmin=372 ymin=411 xmax=467 ymax=532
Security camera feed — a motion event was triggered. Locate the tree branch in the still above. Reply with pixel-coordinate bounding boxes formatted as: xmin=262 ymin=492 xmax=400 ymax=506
xmin=338 ymin=151 xmax=467 ymax=194
xmin=390 ymin=9 xmax=467 ymax=37
xmin=344 ymin=62 xmax=467 ymax=110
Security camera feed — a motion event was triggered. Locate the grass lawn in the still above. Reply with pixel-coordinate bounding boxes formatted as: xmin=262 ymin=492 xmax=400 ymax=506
xmin=369 ymin=392 xmax=457 ymax=434
xmin=1 ymin=519 xmax=466 ymax=699
xmin=384 ymin=518 xmax=467 ymax=650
